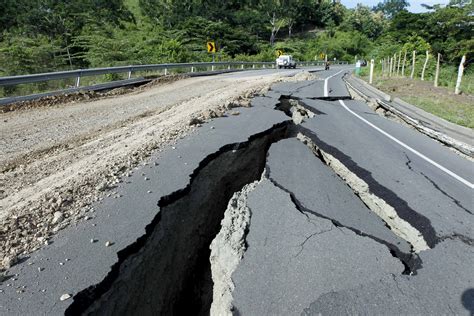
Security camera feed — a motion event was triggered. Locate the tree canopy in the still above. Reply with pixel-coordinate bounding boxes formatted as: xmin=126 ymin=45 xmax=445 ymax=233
xmin=0 ymin=0 xmax=472 ymax=76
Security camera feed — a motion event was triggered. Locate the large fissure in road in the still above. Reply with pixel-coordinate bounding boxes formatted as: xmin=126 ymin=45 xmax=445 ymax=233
xmin=65 ymin=122 xmax=290 ymax=316
xmin=296 ymin=127 xmax=438 ymax=249
xmin=275 ymin=95 xmax=437 ymax=248
xmin=271 ymin=96 xmax=429 ymax=274
xmin=62 ymin=84 xmax=440 ymax=314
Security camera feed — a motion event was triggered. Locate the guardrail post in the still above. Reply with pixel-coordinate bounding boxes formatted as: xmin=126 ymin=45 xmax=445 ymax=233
xmin=164 ymin=68 xmax=168 ymax=76
xmin=191 ymin=66 xmax=194 ymax=73
xmin=128 ymin=67 xmax=132 ymax=79
xmin=75 ymin=72 xmax=81 ymax=88
xmin=241 ymin=64 xmax=244 ymax=69
xmin=252 ymin=64 xmax=255 ymax=69
xmin=228 ymin=65 xmax=231 ymax=70
xmin=212 ymin=65 xmax=215 ymax=71
xmin=263 ymin=64 xmax=266 ymax=69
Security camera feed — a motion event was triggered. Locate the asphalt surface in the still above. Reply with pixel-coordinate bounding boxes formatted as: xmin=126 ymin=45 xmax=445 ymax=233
xmin=269 ymin=68 xmax=351 ymax=100
xmin=1 ymin=66 xmax=473 ymax=315
xmin=299 ymin=99 xmax=473 ymax=245
xmin=0 ymin=104 xmax=290 ymax=314
xmin=265 ymin=138 xmax=412 ymax=256
xmin=232 ymin=176 xmax=403 ymax=315
xmin=347 ymin=75 xmax=474 ymax=147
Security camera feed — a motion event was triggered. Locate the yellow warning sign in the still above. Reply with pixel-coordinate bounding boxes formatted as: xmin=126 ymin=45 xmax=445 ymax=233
xmin=276 ymin=50 xmax=284 ymax=57
xmin=320 ymin=53 xmax=325 ymax=60
xmin=207 ymin=42 xmax=216 ymax=53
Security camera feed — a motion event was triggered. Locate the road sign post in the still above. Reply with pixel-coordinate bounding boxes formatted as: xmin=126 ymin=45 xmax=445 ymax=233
xmin=207 ymin=42 xmax=216 ymax=53
xmin=207 ymin=41 xmax=217 ymax=71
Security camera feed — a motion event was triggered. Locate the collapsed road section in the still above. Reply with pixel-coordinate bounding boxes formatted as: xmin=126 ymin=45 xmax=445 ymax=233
xmin=0 ymin=103 xmax=291 ymax=315
xmin=1 ymin=67 xmax=473 ymax=315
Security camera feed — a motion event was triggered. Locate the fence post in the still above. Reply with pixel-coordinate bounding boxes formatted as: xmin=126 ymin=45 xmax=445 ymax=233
xmin=369 ymin=59 xmax=374 ymax=84
xmin=410 ymin=51 xmax=416 ymax=79
xmin=434 ymin=53 xmax=441 ymax=87
xmin=389 ymin=56 xmax=392 ymax=76
xmin=388 ymin=57 xmax=393 ymax=77
xmin=455 ymin=55 xmax=466 ymax=95
xmin=393 ymin=53 xmax=397 ymax=75
xmin=397 ymin=51 xmax=401 ymax=76
xmin=421 ymin=51 xmax=429 ymax=81
xmin=402 ymin=50 xmax=407 ymax=77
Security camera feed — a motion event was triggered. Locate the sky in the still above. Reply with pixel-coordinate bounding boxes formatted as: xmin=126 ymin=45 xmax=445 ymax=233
xmin=340 ymin=0 xmax=450 ymax=13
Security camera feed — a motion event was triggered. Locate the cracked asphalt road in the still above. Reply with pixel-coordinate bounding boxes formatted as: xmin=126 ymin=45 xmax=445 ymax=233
xmin=1 ymin=67 xmax=473 ymax=315
xmin=231 ymin=69 xmax=473 ymax=315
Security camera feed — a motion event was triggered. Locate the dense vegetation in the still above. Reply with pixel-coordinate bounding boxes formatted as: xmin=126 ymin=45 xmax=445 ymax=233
xmin=0 ymin=0 xmax=472 ymax=78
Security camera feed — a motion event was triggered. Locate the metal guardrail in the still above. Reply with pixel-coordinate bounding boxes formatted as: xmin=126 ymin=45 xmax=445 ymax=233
xmin=0 ymin=60 xmax=348 ymax=88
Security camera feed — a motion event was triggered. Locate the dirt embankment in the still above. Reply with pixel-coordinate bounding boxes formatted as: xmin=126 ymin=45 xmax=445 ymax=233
xmin=371 ymin=77 xmax=474 ymax=128
xmin=0 ymin=70 xmax=312 ymax=270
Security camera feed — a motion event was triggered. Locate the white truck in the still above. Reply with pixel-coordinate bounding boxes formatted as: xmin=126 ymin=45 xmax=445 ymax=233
xmin=276 ymin=55 xmax=296 ymax=69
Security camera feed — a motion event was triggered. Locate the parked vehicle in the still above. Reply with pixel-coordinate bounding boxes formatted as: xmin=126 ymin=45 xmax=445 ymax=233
xmin=276 ymin=55 xmax=296 ymax=69
xmin=357 ymin=59 xmax=368 ymax=67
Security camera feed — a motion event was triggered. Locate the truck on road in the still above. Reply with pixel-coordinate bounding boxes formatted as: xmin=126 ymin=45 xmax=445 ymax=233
xmin=276 ymin=55 xmax=296 ymax=69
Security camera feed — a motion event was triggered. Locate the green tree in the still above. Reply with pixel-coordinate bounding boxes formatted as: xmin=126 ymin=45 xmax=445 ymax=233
xmin=340 ymin=4 xmax=386 ymax=39
xmin=373 ymin=0 xmax=409 ymax=18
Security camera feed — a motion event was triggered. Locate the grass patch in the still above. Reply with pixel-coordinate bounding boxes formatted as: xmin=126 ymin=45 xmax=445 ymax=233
xmin=403 ymin=96 xmax=474 ymax=128
xmin=364 ymin=76 xmax=474 ymax=129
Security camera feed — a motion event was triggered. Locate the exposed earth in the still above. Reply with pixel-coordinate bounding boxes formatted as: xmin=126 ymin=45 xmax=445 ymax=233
xmin=0 ymin=70 xmax=316 ymax=270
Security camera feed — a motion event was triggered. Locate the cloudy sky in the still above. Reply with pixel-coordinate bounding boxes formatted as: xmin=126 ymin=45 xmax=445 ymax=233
xmin=340 ymin=0 xmax=450 ymax=13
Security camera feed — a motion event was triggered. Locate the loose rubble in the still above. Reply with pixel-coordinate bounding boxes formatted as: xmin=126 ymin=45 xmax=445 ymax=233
xmin=60 ymin=294 xmax=71 ymax=301
xmin=0 ymin=70 xmax=296 ymax=271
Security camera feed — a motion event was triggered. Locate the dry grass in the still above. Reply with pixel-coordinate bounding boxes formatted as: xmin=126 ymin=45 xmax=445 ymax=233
xmin=370 ymin=77 xmax=474 ymax=128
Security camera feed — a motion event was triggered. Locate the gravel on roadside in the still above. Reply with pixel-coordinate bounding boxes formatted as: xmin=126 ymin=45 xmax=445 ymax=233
xmin=0 ymin=70 xmax=315 ymax=271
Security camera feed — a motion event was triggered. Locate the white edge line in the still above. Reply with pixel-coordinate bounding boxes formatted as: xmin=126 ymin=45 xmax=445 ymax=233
xmin=339 ymin=100 xmax=474 ymax=189
xmin=324 ymin=69 xmax=346 ymax=97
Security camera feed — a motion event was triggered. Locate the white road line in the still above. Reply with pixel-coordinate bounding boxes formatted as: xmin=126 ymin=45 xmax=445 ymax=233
xmin=339 ymin=100 xmax=474 ymax=189
xmin=324 ymin=69 xmax=347 ymax=97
